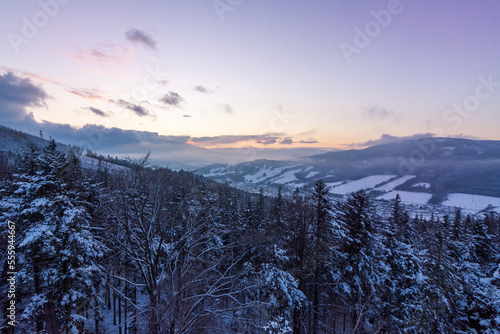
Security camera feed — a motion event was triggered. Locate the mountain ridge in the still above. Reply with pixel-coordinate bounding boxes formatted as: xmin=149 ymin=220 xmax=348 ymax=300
xmin=198 ymin=137 xmax=500 ymax=206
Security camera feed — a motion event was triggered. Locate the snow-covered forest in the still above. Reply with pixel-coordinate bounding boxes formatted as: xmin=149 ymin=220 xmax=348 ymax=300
xmin=1 ymin=141 xmax=500 ymax=333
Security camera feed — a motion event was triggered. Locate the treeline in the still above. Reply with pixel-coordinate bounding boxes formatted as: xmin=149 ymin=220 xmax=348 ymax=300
xmin=1 ymin=142 xmax=500 ymax=333
xmin=85 ymin=149 xmax=135 ymax=169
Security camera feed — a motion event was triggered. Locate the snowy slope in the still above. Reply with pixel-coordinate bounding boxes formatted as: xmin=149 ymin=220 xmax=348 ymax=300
xmin=79 ymin=156 xmax=129 ymax=172
xmin=267 ymin=168 xmax=302 ymax=184
xmin=330 ymin=175 xmax=396 ymax=195
xmin=243 ymin=165 xmax=288 ymax=183
xmin=375 ymin=175 xmax=416 ymax=192
xmin=442 ymin=193 xmax=500 ymax=213
xmin=377 ymin=191 xmax=433 ymax=205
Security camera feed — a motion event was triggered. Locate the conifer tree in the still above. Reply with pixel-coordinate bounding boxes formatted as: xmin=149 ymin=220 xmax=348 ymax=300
xmin=0 ymin=144 xmax=106 ymax=333
xmin=334 ymin=190 xmax=386 ymax=332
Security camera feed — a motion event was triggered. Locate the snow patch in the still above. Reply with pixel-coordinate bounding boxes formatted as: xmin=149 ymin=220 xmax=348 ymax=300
xmin=269 ymin=169 xmax=302 ymax=184
xmin=375 ymin=175 xmax=416 ymax=192
xmin=244 ymin=166 xmax=288 ymax=183
xmin=377 ymin=191 xmax=432 ymax=205
xmin=305 ymin=171 xmax=320 ymax=179
xmin=442 ymin=193 xmax=500 ymax=213
xmin=330 ymin=175 xmax=396 ymax=195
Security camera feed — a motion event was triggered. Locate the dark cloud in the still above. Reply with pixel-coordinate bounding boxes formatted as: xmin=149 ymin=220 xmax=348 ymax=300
xmin=349 ymin=133 xmax=436 ymax=148
xmin=220 ymin=103 xmax=233 ymax=114
xmin=183 ymin=115 xmax=192 ymax=118
xmin=257 ymin=137 xmax=278 ymax=145
xmin=361 ymin=106 xmax=394 ymax=119
xmin=298 ymin=139 xmax=318 ymax=144
xmin=0 ymin=67 xmax=60 ymax=85
xmin=85 ymin=107 xmax=109 ymax=117
xmin=280 ymin=137 xmax=293 ymax=145
xmin=0 ymin=71 xmax=49 ymax=124
xmin=66 ymin=87 xmax=104 ymax=100
xmin=115 ymin=99 xmax=149 ymax=117
xmin=194 ymin=85 xmax=211 ymax=93
xmin=0 ymin=71 xmax=48 ymax=107
xmin=125 ymin=29 xmax=157 ymax=50
xmin=160 ymin=91 xmax=185 ymax=108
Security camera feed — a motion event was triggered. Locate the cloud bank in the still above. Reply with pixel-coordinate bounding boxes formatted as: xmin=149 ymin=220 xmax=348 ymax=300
xmin=348 ymin=133 xmax=437 ymax=148
xmin=0 ymin=72 xmax=321 ymax=168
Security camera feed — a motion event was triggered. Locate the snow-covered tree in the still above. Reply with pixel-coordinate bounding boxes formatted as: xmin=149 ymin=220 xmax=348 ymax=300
xmin=381 ymin=194 xmax=425 ymax=333
xmin=0 ymin=142 xmax=106 ymax=333
xmin=334 ymin=190 xmax=387 ymax=333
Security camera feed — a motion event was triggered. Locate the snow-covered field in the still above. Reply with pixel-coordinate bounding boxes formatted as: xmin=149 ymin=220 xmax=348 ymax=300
xmin=330 ymin=175 xmax=396 ymax=195
xmin=244 ymin=166 xmax=285 ymax=183
xmin=375 ymin=175 xmax=416 ymax=192
xmin=80 ymin=156 xmax=128 ymax=172
xmin=268 ymin=168 xmax=302 ymax=184
xmin=377 ymin=191 xmax=433 ymax=205
xmin=442 ymin=193 xmax=500 ymax=213
xmin=327 ymin=181 xmax=346 ymax=188
xmin=305 ymin=171 xmax=320 ymax=179
xmin=413 ymin=182 xmax=431 ymax=188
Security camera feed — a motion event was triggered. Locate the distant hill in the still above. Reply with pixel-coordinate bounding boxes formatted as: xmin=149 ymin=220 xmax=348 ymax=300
xmin=198 ymin=137 xmax=500 ymax=209
xmin=0 ymin=125 xmax=54 ymax=154
xmin=308 ymin=138 xmax=500 ymax=199
xmin=3 ymin=125 xmax=499 ymax=212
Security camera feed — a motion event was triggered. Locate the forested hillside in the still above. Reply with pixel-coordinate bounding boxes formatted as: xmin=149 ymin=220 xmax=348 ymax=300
xmin=1 ymin=141 xmax=500 ymax=333
xmin=199 ymin=138 xmax=500 ymax=200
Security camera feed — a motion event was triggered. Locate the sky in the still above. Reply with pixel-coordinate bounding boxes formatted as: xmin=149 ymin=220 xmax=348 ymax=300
xmin=1 ymin=0 xmax=499 ymax=166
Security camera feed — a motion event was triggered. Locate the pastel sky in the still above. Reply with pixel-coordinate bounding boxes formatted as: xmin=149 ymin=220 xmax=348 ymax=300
xmin=1 ymin=0 xmax=500 ymax=165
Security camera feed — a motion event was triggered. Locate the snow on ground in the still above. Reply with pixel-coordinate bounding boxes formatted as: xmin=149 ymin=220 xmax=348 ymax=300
xmin=377 ymin=191 xmax=433 ymax=205
xmin=375 ymin=175 xmax=416 ymax=192
xmin=244 ymin=166 xmax=286 ymax=183
xmin=442 ymin=193 xmax=500 ymax=213
xmin=330 ymin=175 xmax=396 ymax=195
xmin=305 ymin=171 xmax=320 ymax=179
xmin=269 ymin=169 xmax=302 ymax=184
xmin=327 ymin=181 xmax=345 ymax=188
xmin=80 ymin=156 xmax=128 ymax=172
xmin=413 ymin=182 xmax=431 ymax=188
